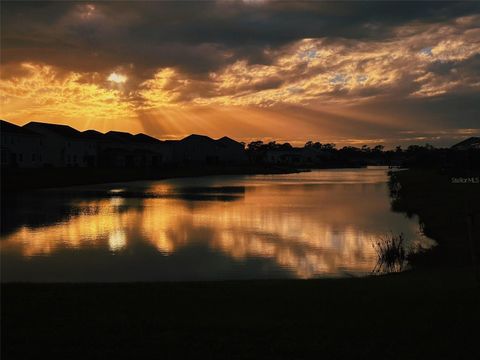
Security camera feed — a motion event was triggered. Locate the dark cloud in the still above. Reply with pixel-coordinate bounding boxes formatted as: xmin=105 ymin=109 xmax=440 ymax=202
xmin=2 ymin=1 xmax=479 ymax=78
xmin=1 ymin=1 xmax=479 ymax=145
xmin=353 ymin=91 xmax=480 ymax=134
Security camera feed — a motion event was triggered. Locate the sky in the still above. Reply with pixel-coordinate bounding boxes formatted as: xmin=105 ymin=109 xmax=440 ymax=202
xmin=1 ymin=1 xmax=479 ymax=148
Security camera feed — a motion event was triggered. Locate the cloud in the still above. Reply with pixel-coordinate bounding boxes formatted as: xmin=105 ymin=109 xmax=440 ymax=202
xmin=2 ymin=1 xmax=478 ymax=75
xmin=1 ymin=1 xmax=479 ymax=146
xmin=0 ymin=63 xmax=136 ymax=130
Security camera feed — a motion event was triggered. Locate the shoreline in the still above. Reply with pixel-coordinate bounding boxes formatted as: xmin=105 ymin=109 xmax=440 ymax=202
xmin=1 ymin=164 xmax=307 ymax=192
xmin=389 ymin=168 xmax=480 ymax=272
xmin=1 ymin=163 xmax=382 ymax=192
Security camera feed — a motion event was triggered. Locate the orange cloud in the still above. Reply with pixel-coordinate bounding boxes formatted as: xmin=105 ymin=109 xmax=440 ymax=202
xmin=0 ymin=63 xmax=137 ymax=131
xmin=1 ymin=9 xmax=479 ymax=146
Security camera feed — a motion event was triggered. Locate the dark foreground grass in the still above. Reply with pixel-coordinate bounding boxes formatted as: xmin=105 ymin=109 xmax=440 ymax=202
xmin=2 ymin=270 xmax=480 ymax=360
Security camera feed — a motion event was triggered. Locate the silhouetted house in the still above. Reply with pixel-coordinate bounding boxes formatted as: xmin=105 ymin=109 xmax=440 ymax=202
xmin=81 ymin=129 xmax=108 ymax=167
xmin=174 ymin=134 xmax=220 ymax=164
xmin=215 ymin=136 xmax=247 ymax=164
xmin=102 ymin=131 xmax=138 ymax=167
xmin=133 ymin=133 xmax=174 ymax=166
xmin=101 ymin=131 xmax=170 ymax=168
xmin=82 ymin=130 xmax=106 ymax=142
xmin=451 ymin=137 xmax=480 ymax=150
xmin=24 ymin=121 xmax=96 ymax=167
xmin=163 ymin=140 xmax=179 ymax=164
xmin=1 ymin=120 xmax=44 ymax=168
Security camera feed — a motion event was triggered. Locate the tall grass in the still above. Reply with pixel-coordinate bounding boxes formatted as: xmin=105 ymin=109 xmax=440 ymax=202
xmin=372 ymin=232 xmax=409 ymax=274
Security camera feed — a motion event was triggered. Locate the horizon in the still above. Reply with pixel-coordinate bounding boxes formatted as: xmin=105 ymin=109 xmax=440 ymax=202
xmin=1 ymin=1 xmax=479 ymax=148
xmin=3 ymin=118 xmax=474 ymax=150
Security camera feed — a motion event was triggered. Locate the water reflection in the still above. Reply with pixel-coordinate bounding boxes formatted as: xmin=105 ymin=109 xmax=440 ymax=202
xmin=1 ymin=168 xmax=435 ymax=282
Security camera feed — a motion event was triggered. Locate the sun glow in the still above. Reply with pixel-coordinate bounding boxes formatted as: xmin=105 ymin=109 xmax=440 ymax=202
xmin=108 ymin=72 xmax=127 ymax=84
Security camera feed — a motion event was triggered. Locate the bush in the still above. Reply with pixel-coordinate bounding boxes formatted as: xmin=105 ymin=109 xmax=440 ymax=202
xmin=372 ymin=233 xmax=409 ymax=274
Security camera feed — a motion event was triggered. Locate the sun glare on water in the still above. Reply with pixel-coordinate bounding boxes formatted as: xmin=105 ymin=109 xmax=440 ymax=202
xmin=108 ymin=72 xmax=127 ymax=84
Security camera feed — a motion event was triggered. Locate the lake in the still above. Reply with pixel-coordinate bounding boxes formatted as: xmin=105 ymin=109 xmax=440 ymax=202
xmin=0 ymin=167 xmax=435 ymax=282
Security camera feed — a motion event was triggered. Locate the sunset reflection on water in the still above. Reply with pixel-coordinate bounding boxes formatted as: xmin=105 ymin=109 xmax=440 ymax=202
xmin=1 ymin=168 xmax=434 ymax=282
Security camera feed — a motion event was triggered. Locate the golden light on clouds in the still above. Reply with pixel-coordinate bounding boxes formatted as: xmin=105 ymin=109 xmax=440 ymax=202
xmin=1 ymin=0 xmax=479 ymax=146
xmin=107 ymin=72 xmax=127 ymax=84
xmin=138 ymin=68 xmax=186 ymax=108
xmin=1 ymin=63 xmax=137 ymax=132
xmin=79 ymin=4 xmax=96 ymax=19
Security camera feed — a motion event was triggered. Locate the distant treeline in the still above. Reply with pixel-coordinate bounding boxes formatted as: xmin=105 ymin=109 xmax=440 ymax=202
xmin=244 ymin=140 xmax=480 ymax=170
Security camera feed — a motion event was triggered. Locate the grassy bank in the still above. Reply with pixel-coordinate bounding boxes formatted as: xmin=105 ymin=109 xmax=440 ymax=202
xmin=389 ymin=168 xmax=480 ymax=271
xmin=2 ymin=270 xmax=479 ymax=359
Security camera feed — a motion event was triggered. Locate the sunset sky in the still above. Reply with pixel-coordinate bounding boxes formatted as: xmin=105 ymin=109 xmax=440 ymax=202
xmin=1 ymin=1 xmax=479 ymax=148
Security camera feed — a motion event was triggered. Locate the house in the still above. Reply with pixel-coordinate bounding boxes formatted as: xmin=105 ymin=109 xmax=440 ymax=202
xmin=171 ymin=134 xmax=247 ymax=165
xmin=162 ymin=140 xmax=179 ymax=165
xmin=173 ymin=134 xmax=220 ymax=164
xmin=133 ymin=133 xmax=174 ymax=166
xmin=1 ymin=119 xmax=44 ymax=168
xmin=101 ymin=130 xmax=171 ymax=168
xmin=81 ymin=129 xmax=108 ymax=167
xmin=3 ymin=119 xmax=250 ymax=169
xmin=451 ymin=137 xmax=480 ymax=150
xmin=102 ymin=131 xmax=139 ymax=167
xmin=23 ymin=121 xmax=96 ymax=167
xmin=215 ymin=136 xmax=247 ymax=164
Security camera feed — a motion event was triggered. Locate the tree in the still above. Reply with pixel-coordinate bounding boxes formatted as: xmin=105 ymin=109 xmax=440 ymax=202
xmin=373 ymin=145 xmax=385 ymax=152
xmin=247 ymin=141 xmax=264 ymax=152
xmin=361 ymin=145 xmax=370 ymax=152
xmin=264 ymin=141 xmax=278 ymax=150
xmin=322 ymin=143 xmax=336 ymax=151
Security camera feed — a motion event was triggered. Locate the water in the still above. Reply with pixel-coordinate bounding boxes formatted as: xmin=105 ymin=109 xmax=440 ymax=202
xmin=0 ymin=167 xmax=434 ymax=282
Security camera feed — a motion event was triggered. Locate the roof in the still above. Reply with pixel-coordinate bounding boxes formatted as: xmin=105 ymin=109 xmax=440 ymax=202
xmin=82 ymin=129 xmax=106 ymax=141
xmin=1 ymin=119 xmax=41 ymax=137
xmin=216 ymin=136 xmax=243 ymax=147
xmin=24 ymin=121 xmax=82 ymax=139
xmin=451 ymin=137 xmax=480 ymax=149
xmin=180 ymin=134 xmax=215 ymax=143
xmin=134 ymin=133 xmax=162 ymax=144
xmin=105 ymin=131 xmax=136 ymax=142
